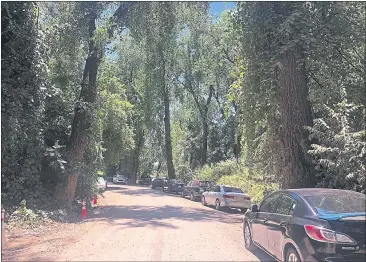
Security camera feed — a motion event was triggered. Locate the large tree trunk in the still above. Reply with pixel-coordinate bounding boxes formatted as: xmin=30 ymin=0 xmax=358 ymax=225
xmin=56 ymin=7 xmax=99 ymax=208
xmin=163 ymin=89 xmax=176 ymax=179
xmin=277 ymin=47 xmax=314 ymax=188
xmin=161 ymin=55 xmax=175 ymax=179
xmin=201 ymin=114 xmax=208 ymax=165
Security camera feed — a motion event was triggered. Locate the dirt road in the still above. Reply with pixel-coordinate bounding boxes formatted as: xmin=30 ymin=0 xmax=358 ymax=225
xmin=3 ymin=185 xmax=274 ymax=261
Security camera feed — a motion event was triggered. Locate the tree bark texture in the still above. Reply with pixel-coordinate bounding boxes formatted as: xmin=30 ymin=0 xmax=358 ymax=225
xmin=160 ymin=52 xmax=175 ymax=179
xmin=56 ymin=8 xmax=100 ymax=208
xmin=277 ymin=47 xmax=314 ymax=189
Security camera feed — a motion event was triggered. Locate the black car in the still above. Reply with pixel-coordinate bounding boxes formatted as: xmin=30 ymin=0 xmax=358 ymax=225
xmin=139 ymin=175 xmax=151 ymax=185
xmin=151 ymin=178 xmax=164 ymax=189
xmin=181 ymin=180 xmax=213 ymax=201
xmin=243 ymin=188 xmax=366 ymax=262
xmin=166 ymin=179 xmax=185 ymax=194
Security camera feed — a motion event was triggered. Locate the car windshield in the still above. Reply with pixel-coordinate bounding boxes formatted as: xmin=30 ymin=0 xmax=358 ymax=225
xmin=304 ymin=191 xmax=366 ymax=214
xmin=199 ymin=181 xmax=211 ymax=187
xmin=223 ymin=186 xmax=244 ymax=193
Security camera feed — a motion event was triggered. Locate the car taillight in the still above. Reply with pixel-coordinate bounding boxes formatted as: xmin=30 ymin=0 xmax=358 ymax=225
xmin=244 ymin=196 xmax=251 ymax=200
xmin=304 ymin=225 xmax=355 ymax=244
xmin=223 ymin=195 xmax=234 ymax=199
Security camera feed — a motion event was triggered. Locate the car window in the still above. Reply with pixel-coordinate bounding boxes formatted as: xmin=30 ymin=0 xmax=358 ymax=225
xmin=199 ymin=181 xmax=211 ymax=187
xmin=260 ymin=193 xmax=281 ymax=213
xmin=304 ymin=191 xmax=366 ymax=214
xmin=276 ymin=195 xmax=296 ymax=215
xmin=223 ymin=186 xmax=244 ymax=193
xmin=213 ymin=186 xmax=221 ymax=192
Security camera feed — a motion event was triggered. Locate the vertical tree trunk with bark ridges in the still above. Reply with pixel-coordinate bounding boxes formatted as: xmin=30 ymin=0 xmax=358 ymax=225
xmin=160 ymin=51 xmax=175 ymax=179
xmin=202 ymin=115 xmax=208 ymax=165
xmin=56 ymin=7 xmax=99 ymax=208
xmin=277 ymin=47 xmax=314 ymax=189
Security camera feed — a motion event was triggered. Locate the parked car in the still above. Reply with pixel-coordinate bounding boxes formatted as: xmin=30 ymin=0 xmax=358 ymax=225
xmin=97 ymin=177 xmax=107 ymax=192
xmin=166 ymin=179 xmax=185 ymax=194
xmin=163 ymin=177 xmax=169 ymax=189
xmin=243 ymin=188 xmax=366 ymax=262
xmin=112 ymin=175 xmax=128 ymax=184
xmin=201 ymin=185 xmax=251 ymax=213
xmin=151 ymin=177 xmax=164 ymax=189
xmin=181 ymin=180 xmax=213 ymax=201
xmin=139 ymin=175 xmax=152 ymax=185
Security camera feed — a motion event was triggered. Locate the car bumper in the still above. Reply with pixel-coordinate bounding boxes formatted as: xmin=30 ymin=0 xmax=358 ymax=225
xmin=298 ymin=238 xmax=365 ymax=262
xmin=114 ymin=181 xmax=127 ymax=184
xmin=221 ymin=200 xmax=251 ymax=209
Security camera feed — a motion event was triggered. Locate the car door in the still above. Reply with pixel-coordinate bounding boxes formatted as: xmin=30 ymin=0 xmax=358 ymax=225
xmin=211 ymin=185 xmax=221 ymax=203
xmin=184 ymin=181 xmax=192 ymax=195
xmin=206 ymin=186 xmax=215 ymax=205
xmin=266 ymin=194 xmax=297 ymax=260
xmin=252 ymin=193 xmax=282 ymax=252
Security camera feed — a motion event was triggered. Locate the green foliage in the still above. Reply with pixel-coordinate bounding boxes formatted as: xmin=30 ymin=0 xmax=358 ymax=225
xmin=307 ymin=99 xmax=366 ymax=193
xmin=1 ymin=2 xmax=48 ymax=206
xmin=98 ymin=60 xmax=135 ymax=168
xmin=2 ymin=1 xmax=365 ymax=219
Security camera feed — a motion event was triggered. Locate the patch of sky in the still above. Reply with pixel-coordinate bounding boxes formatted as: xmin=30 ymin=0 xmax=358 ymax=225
xmin=209 ymin=2 xmax=236 ymax=22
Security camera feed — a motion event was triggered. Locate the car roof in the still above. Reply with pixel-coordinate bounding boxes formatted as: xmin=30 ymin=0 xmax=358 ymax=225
xmin=283 ymin=188 xmax=364 ymax=197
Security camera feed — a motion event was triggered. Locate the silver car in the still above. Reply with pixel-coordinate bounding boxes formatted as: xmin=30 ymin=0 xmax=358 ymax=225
xmin=112 ymin=175 xmax=128 ymax=184
xmin=201 ymin=185 xmax=251 ymax=213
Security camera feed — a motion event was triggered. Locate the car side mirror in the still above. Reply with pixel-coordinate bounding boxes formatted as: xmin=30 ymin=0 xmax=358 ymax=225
xmin=251 ymin=204 xmax=259 ymax=212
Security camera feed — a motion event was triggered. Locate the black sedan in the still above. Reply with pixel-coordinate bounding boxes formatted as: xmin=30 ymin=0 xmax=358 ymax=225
xmin=243 ymin=188 xmax=365 ymax=262
xmin=151 ymin=177 xmax=165 ymax=189
xmin=166 ymin=179 xmax=185 ymax=194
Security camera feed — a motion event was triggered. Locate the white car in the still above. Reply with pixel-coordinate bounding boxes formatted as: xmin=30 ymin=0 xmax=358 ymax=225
xmin=112 ymin=175 xmax=128 ymax=184
xmin=201 ymin=185 xmax=251 ymax=213
xmin=97 ymin=177 xmax=107 ymax=192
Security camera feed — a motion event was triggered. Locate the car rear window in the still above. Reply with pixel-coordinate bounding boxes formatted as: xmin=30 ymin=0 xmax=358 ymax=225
xmin=199 ymin=181 xmax=211 ymax=187
xmin=304 ymin=191 xmax=366 ymax=214
xmin=223 ymin=186 xmax=244 ymax=193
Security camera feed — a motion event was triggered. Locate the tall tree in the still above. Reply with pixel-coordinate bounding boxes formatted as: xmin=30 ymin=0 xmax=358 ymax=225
xmin=234 ymin=2 xmax=315 ymax=188
xmin=131 ymin=2 xmax=178 ymax=178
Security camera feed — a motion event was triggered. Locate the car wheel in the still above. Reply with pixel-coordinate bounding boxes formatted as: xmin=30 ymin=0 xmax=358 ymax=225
xmin=201 ymin=196 xmax=207 ymax=206
xmin=286 ymin=247 xmax=301 ymax=262
xmin=215 ymin=199 xmax=221 ymax=210
xmin=152 ymin=185 xmax=155 ymax=189
xmin=243 ymin=222 xmax=255 ymax=251
xmin=240 ymin=208 xmax=247 ymax=213
xmin=181 ymin=191 xmax=185 ymax=198
xmin=190 ymin=192 xmax=195 ymax=201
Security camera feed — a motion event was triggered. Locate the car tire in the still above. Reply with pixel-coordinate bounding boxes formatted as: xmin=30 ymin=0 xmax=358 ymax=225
xmin=215 ymin=199 xmax=221 ymax=210
xmin=181 ymin=191 xmax=185 ymax=198
xmin=243 ymin=221 xmax=255 ymax=251
xmin=190 ymin=192 xmax=195 ymax=201
xmin=240 ymin=208 xmax=247 ymax=213
xmin=152 ymin=185 xmax=155 ymax=189
xmin=286 ymin=246 xmax=301 ymax=262
xmin=201 ymin=196 xmax=207 ymax=206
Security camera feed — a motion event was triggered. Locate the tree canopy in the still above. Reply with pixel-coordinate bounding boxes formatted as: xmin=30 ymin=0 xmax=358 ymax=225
xmin=1 ymin=1 xmax=365 ymax=209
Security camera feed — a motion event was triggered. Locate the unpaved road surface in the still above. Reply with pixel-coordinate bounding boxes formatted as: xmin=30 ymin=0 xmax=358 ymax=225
xmin=3 ymin=185 xmax=274 ymax=261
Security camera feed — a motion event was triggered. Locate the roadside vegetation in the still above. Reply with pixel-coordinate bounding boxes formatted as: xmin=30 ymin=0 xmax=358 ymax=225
xmin=2 ymin=2 xmax=365 ymax=223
